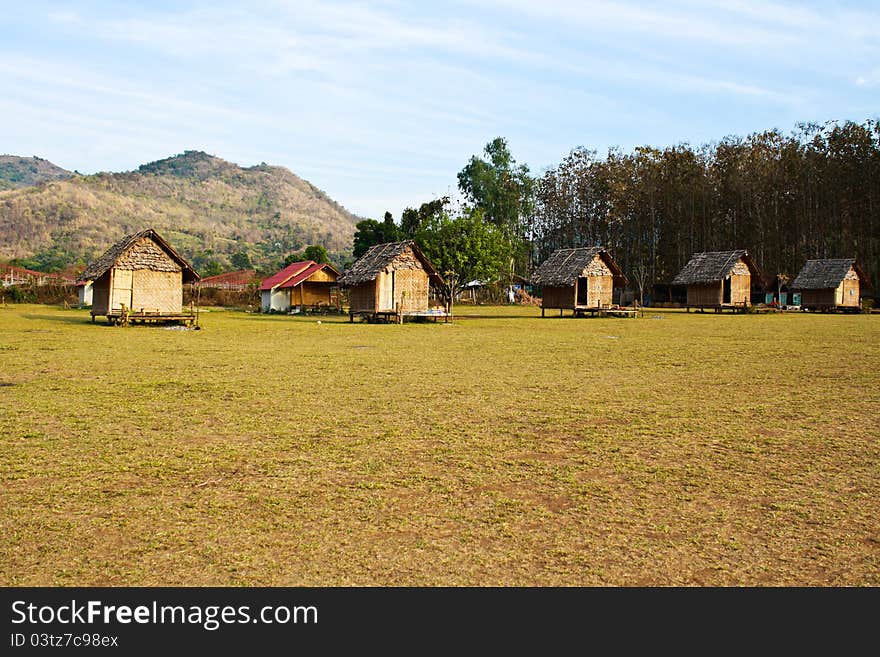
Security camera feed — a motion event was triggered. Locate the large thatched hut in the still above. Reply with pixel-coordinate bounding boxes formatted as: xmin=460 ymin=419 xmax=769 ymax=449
xmin=260 ymin=260 xmax=340 ymax=313
xmin=83 ymin=229 xmax=200 ymax=325
xmin=531 ymin=247 xmax=628 ymax=316
xmin=791 ymin=258 xmax=870 ymax=312
xmin=671 ymin=250 xmax=761 ymax=312
xmin=338 ymin=240 xmax=446 ymax=322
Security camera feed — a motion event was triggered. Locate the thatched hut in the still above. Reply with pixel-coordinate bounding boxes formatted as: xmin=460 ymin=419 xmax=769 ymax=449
xmin=531 ymin=247 xmax=628 ymax=316
xmin=337 ymin=240 xmax=446 ymax=322
xmin=83 ymin=229 xmax=200 ymax=325
xmin=671 ymin=250 xmax=761 ymax=312
xmin=791 ymin=258 xmax=870 ymax=311
xmin=260 ymin=261 xmax=340 ymax=312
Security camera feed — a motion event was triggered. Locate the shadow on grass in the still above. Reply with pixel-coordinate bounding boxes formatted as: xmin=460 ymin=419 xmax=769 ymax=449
xmin=22 ymin=313 xmax=95 ymax=326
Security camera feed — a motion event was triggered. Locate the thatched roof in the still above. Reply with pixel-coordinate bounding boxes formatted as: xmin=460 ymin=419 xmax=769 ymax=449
xmin=530 ymin=247 xmax=628 ymax=286
xmin=338 ymin=241 xmax=442 ymax=286
xmin=671 ymin=250 xmax=759 ymax=285
xmin=82 ymin=229 xmax=200 ymax=282
xmin=790 ymin=258 xmax=869 ymax=290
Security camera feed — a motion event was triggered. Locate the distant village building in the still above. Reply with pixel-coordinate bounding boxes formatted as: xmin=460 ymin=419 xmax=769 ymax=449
xmin=338 ymin=240 xmax=447 ymax=322
xmin=1 ymin=264 xmax=74 ymax=287
xmin=672 ymin=250 xmax=762 ymax=312
xmin=791 ymin=258 xmax=870 ymax=312
xmin=260 ymin=261 xmax=340 ymax=312
xmin=199 ymin=269 xmax=258 ymax=290
xmin=76 ymin=279 xmax=93 ymax=307
xmin=530 ymin=247 xmax=628 ymax=317
xmin=81 ymin=228 xmax=200 ymax=325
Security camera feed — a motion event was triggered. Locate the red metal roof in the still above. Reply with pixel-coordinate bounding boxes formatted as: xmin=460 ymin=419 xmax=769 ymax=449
xmin=277 ymin=262 xmax=325 ymax=289
xmin=199 ymin=269 xmax=258 ymax=287
xmin=260 ymin=261 xmax=313 ymax=291
xmin=1 ymin=264 xmax=75 ymax=284
xmin=261 ymin=261 xmax=340 ymax=291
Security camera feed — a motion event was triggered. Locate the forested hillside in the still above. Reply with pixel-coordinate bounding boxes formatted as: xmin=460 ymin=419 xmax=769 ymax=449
xmin=0 ymin=155 xmax=72 ymax=190
xmin=0 ymin=151 xmax=359 ymax=273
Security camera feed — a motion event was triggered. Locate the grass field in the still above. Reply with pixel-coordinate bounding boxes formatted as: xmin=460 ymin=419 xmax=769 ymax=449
xmin=1 ymin=303 xmax=878 ymax=586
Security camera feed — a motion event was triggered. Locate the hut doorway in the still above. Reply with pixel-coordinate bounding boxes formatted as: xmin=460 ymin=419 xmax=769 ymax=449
xmin=722 ymin=277 xmax=731 ymax=304
xmin=576 ymin=277 xmax=589 ymax=306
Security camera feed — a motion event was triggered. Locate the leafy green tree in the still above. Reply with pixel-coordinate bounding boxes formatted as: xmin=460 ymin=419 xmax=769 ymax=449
xmin=231 ymin=251 xmax=252 ymax=270
xmin=352 ymin=212 xmax=403 ymax=257
xmin=457 ymin=137 xmax=535 ymax=275
xmin=458 ymin=138 xmax=534 ymax=232
xmin=416 ymin=206 xmax=512 ymax=314
xmin=199 ymin=259 xmax=223 ymax=277
xmin=400 ymin=197 xmax=450 ymax=238
xmin=302 ymin=244 xmax=330 ymax=264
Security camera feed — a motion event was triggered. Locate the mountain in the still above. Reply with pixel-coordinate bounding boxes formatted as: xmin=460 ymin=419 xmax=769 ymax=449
xmin=0 ymin=155 xmax=73 ymax=190
xmin=0 ymin=150 xmax=360 ymax=273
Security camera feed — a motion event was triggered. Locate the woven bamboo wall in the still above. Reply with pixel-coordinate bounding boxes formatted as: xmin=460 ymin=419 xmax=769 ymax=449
xmin=542 ymin=285 xmax=575 ymax=309
xmin=306 ymin=268 xmax=337 ymax=283
xmin=839 ymin=268 xmax=860 ymax=306
xmin=110 ymin=269 xmax=133 ymax=311
xmin=586 ymin=274 xmax=613 ymax=307
xmin=348 ymin=283 xmax=377 ymax=312
xmin=802 ymin=289 xmax=836 ymax=306
xmin=299 ymin=283 xmax=333 ymax=305
xmin=687 ymin=283 xmax=722 ymax=306
xmin=730 ymin=273 xmax=750 ymax=305
xmin=91 ymin=273 xmax=111 ymax=314
xmin=394 ymin=268 xmax=429 ymax=312
xmin=131 ymin=269 xmax=183 ymax=313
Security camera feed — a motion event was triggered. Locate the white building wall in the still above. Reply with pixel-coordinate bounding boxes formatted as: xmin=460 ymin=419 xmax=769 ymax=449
xmin=262 ymin=288 xmax=290 ymax=312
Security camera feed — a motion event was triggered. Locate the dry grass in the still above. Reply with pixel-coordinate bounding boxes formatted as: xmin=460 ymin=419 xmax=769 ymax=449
xmin=1 ymin=304 xmax=878 ymax=586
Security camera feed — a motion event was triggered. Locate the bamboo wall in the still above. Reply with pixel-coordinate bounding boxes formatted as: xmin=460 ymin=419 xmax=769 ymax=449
xmin=729 ymin=274 xmax=751 ymax=305
xmin=729 ymin=260 xmax=751 ymax=305
xmin=91 ymin=273 xmax=111 ymax=314
xmin=348 ymin=283 xmax=377 ymax=312
xmin=542 ymin=285 xmax=575 ymax=309
xmin=687 ymin=283 xmax=722 ymax=306
xmin=393 ymin=268 xmax=429 ymax=312
xmin=839 ymin=268 xmax=860 ymax=306
xmin=306 ymin=269 xmax=337 ymax=283
xmin=110 ymin=269 xmax=133 ymax=311
xmin=130 ymin=269 xmax=183 ymax=313
xmin=583 ymin=275 xmax=613 ymax=307
xmin=801 ymin=289 xmax=836 ymax=307
xmin=298 ymin=282 xmax=334 ymax=306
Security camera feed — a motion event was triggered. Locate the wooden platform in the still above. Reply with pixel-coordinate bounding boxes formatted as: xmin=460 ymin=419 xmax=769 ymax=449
xmin=93 ymin=309 xmax=197 ymax=327
xmin=349 ymin=309 xmax=451 ymax=324
xmin=543 ymin=305 xmax=640 ymax=318
xmin=685 ymin=303 xmax=749 ymax=313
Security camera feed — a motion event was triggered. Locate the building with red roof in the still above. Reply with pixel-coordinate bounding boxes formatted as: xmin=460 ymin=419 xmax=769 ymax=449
xmin=260 ymin=260 xmax=340 ymax=312
xmin=199 ymin=269 xmax=259 ymax=290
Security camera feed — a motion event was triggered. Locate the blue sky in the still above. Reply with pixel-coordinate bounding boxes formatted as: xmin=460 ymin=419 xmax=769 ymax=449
xmin=2 ymin=1 xmax=878 ymax=220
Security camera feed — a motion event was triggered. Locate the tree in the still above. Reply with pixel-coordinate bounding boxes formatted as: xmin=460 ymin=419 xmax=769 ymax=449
xmin=302 ymin=244 xmax=329 ymax=264
xmin=457 ymin=137 xmax=535 ymax=275
xmin=415 ymin=206 xmax=512 ymax=315
xmin=200 ymin=259 xmax=223 ymax=277
xmin=400 ymin=197 xmax=450 ymax=238
xmin=352 ymin=212 xmax=403 ymax=257
xmin=231 ymin=251 xmax=252 ymax=270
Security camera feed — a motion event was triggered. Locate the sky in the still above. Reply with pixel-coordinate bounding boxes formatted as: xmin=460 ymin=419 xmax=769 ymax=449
xmin=1 ymin=0 xmax=878 ymax=220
